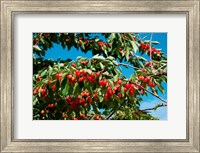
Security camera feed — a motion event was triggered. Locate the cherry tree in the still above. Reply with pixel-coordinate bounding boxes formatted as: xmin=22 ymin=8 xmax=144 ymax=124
xmin=33 ymin=33 xmax=167 ymax=120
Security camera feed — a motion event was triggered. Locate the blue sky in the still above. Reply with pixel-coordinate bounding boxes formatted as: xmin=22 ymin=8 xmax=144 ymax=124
xmin=37 ymin=33 xmax=167 ymax=120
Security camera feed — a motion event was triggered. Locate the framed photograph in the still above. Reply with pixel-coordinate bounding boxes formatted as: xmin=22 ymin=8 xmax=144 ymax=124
xmin=0 ymin=0 xmax=199 ymax=152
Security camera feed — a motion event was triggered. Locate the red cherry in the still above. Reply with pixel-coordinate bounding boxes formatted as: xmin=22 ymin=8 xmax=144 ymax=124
xmin=124 ymin=87 xmax=127 ymax=92
xmin=67 ymin=74 xmax=72 ymax=79
xmin=81 ymin=92 xmax=85 ymax=97
xmin=51 ymin=84 xmax=57 ymax=91
xmin=96 ymin=72 xmax=101 ymax=77
xmin=40 ymin=110 xmax=45 ymax=114
xmin=82 ymin=70 xmax=87 ymax=76
xmin=37 ymin=76 xmax=42 ymax=82
xmin=142 ymin=69 xmax=145 ymax=72
xmin=141 ymin=90 xmax=145 ymax=95
xmin=48 ymin=80 xmax=52 ymax=84
xmin=40 ymin=89 xmax=47 ymax=96
xmin=94 ymin=115 xmax=99 ymax=120
xmin=80 ymin=98 xmax=85 ymax=104
xmin=78 ymin=77 xmax=84 ymax=82
xmin=129 ymin=89 xmax=134 ymax=95
xmin=118 ymin=94 xmax=122 ymax=99
xmin=104 ymin=93 xmax=108 ymax=101
xmin=84 ymin=40 xmax=88 ymax=45
xmin=80 ymin=114 xmax=86 ymax=119
xmin=145 ymin=61 xmax=151 ymax=67
xmin=33 ymin=89 xmax=38 ymax=95
xmin=88 ymin=97 xmax=93 ymax=104
xmin=125 ymin=83 xmax=130 ymax=89
xmin=56 ymin=73 xmax=62 ymax=80
xmin=99 ymin=80 xmax=107 ymax=87
xmin=75 ymin=70 xmax=80 ymax=77
xmin=72 ymin=117 xmax=78 ymax=120
xmin=83 ymin=61 xmax=88 ymax=65
xmin=149 ymin=82 xmax=156 ymax=88
xmin=138 ymin=76 xmax=144 ymax=81
xmin=114 ymin=86 xmax=118 ymax=91
xmin=93 ymin=92 xmax=98 ymax=98
xmin=71 ymin=77 xmax=75 ymax=82
xmin=144 ymin=77 xmax=150 ymax=83
xmin=129 ymin=84 xmax=134 ymax=89
xmin=71 ymin=63 xmax=76 ymax=68
xmin=65 ymin=96 xmax=72 ymax=103
xmin=65 ymin=38 xmax=70 ymax=43
xmin=107 ymin=87 xmax=113 ymax=96
xmin=50 ymin=104 xmax=54 ymax=108
xmin=118 ymin=79 xmax=122 ymax=84
xmin=90 ymin=73 xmax=95 ymax=78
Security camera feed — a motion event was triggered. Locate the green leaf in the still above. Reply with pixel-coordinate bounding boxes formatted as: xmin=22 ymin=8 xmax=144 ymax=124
xmin=151 ymin=87 xmax=158 ymax=96
xmin=138 ymin=61 xmax=144 ymax=68
xmin=48 ymin=66 xmax=53 ymax=76
xmin=33 ymin=45 xmax=42 ymax=51
xmin=114 ymin=68 xmax=121 ymax=75
xmin=108 ymin=33 xmax=115 ymax=43
xmin=107 ymin=79 xmax=114 ymax=89
xmin=33 ymin=97 xmax=38 ymax=105
xmin=113 ymin=94 xmax=120 ymax=103
xmin=155 ymin=82 xmax=164 ymax=94
xmin=81 ymin=42 xmax=85 ymax=50
xmin=76 ymin=56 xmax=83 ymax=60
xmin=126 ymin=49 xmax=130 ymax=61
xmin=98 ymin=95 xmax=104 ymax=102
xmin=72 ymin=82 xmax=79 ymax=95
xmin=41 ymin=69 xmax=47 ymax=77
xmin=144 ymin=40 xmax=160 ymax=45
xmin=130 ymin=41 xmax=139 ymax=53
xmin=153 ymin=104 xmax=160 ymax=110
xmin=112 ymin=60 xmax=118 ymax=66
xmin=107 ymin=56 xmax=115 ymax=61
xmin=62 ymin=80 xmax=69 ymax=96
xmin=126 ymin=33 xmax=133 ymax=40
xmin=92 ymin=55 xmax=105 ymax=61
xmin=99 ymin=62 xmax=105 ymax=70
xmin=113 ymin=75 xmax=118 ymax=82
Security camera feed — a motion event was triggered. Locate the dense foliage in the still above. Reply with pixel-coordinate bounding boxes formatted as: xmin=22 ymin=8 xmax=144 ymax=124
xmin=33 ymin=33 xmax=167 ymax=120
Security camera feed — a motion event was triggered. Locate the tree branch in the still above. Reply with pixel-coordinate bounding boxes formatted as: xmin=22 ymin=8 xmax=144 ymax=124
xmin=150 ymin=72 xmax=167 ymax=77
xmin=102 ymin=73 xmax=167 ymax=103
xmin=105 ymin=111 xmax=115 ymax=120
xmin=141 ymin=103 xmax=167 ymax=111
xmin=132 ymin=82 xmax=167 ymax=103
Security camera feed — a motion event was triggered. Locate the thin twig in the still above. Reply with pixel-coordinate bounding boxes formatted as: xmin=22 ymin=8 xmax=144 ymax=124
xmin=105 ymin=104 xmax=121 ymax=120
xmin=118 ymin=63 xmax=141 ymax=70
xmin=149 ymin=33 xmax=153 ymax=70
xmin=154 ymin=64 xmax=167 ymax=74
xmin=141 ymin=103 xmax=167 ymax=111
xmin=150 ymin=72 xmax=167 ymax=77
xmin=105 ymin=111 xmax=115 ymax=120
